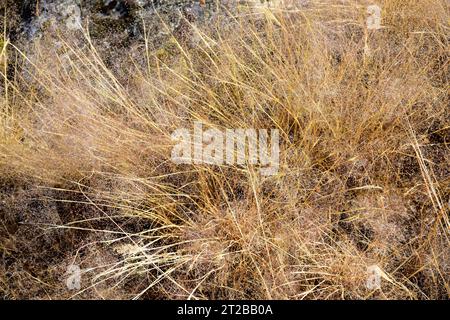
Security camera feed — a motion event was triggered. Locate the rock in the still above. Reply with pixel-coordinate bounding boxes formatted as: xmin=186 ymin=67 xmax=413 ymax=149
xmin=35 ymin=0 xmax=82 ymax=33
xmin=5 ymin=1 xmax=220 ymax=41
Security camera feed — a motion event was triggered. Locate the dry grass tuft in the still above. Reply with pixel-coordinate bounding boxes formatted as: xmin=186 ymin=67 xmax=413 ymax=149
xmin=0 ymin=0 xmax=448 ymax=299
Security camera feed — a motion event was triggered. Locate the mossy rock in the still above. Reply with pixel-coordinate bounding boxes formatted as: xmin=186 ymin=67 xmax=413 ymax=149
xmin=89 ymin=0 xmax=140 ymax=39
xmin=0 ymin=0 xmax=22 ymax=40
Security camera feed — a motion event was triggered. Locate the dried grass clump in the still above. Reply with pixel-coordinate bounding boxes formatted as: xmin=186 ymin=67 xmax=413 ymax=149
xmin=0 ymin=0 xmax=448 ymax=299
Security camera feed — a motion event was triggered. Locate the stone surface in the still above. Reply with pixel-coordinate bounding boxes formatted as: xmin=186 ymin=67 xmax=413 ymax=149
xmin=3 ymin=1 xmax=222 ymax=42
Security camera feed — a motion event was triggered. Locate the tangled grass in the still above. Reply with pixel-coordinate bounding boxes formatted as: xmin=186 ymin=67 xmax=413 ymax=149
xmin=0 ymin=0 xmax=448 ymax=299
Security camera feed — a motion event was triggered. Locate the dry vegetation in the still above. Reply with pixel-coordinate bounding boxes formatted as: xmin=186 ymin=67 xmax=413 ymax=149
xmin=0 ymin=0 xmax=449 ymax=299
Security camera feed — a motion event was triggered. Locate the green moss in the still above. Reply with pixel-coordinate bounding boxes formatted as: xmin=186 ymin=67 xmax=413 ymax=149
xmin=89 ymin=0 xmax=140 ymax=40
xmin=41 ymin=19 xmax=54 ymax=32
xmin=154 ymin=36 xmax=180 ymax=61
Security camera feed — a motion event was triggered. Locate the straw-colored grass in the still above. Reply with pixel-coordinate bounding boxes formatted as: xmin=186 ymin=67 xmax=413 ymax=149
xmin=0 ymin=0 xmax=448 ymax=299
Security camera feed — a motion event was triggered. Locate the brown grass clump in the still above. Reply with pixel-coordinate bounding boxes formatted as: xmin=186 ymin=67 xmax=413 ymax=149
xmin=0 ymin=0 xmax=448 ymax=299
